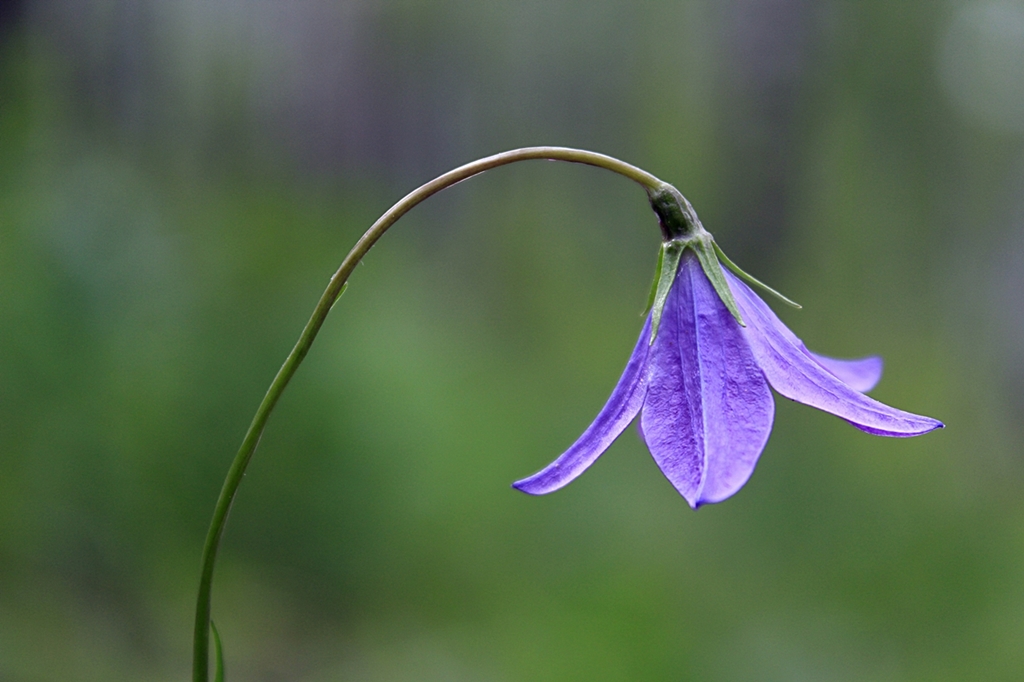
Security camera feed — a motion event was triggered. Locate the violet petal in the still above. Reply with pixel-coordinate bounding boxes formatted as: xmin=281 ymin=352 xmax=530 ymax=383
xmin=726 ymin=270 xmax=943 ymax=437
xmin=809 ymin=353 xmax=883 ymax=393
xmin=512 ymin=317 xmax=652 ymax=495
xmin=742 ymin=285 xmax=884 ymax=392
xmin=640 ymin=256 xmax=775 ymax=508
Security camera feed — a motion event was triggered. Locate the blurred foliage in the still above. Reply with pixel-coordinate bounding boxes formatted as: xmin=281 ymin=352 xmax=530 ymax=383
xmin=1 ymin=1 xmax=1023 ymax=680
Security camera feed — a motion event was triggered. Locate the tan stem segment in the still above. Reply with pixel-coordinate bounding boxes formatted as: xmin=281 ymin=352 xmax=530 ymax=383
xmin=192 ymin=147 xmax=667 ymax=682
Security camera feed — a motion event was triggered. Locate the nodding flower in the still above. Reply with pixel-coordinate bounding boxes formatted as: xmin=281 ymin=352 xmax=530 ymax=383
xmin=513 ymin=188 xmax=942 ymax=508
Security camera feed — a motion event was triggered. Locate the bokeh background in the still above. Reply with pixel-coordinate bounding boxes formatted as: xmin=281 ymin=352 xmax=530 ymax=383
xmin=1 ymin=1 xmax=1022 ymax=680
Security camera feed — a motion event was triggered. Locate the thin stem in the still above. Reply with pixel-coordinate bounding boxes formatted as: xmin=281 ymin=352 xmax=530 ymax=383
xmin=192 ymin=147 xmax=667 ymax=682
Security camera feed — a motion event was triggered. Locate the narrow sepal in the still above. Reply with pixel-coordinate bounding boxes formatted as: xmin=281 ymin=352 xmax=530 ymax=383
xmin=640 ymin=255 xmax=774 ymax=508
xmin=513 ymin=317 xmax=652 ymax=495
xmin=643 ymin=244 xmax=665 ymax=316
xmin=693 ymin=241 xmax=745 ymax=327
xmin=713 ymin=241 xmax=801 ymax=309
xmin=649 ymin=241 xmax=684 ymax=344
xmin=727 ymin=270 xmax=943 ymax=436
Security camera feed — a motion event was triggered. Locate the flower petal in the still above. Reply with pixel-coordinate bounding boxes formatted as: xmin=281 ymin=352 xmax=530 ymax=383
xmin=640 ymin=255 xmax=775 ymax=508
xmin=809 ymin=353 xmax=883 ymax=393
xmin=744 ymin=288 xmax=885 ymax=392
xmin=726 ymin=270 xmax=943 ymax=437
xmin=741 ymin=290 xmax=885 ymax=393
xmin=512 ymin=317 xmax=651 ymax=495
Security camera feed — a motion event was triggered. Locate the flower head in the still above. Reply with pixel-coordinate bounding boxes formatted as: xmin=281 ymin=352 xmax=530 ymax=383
xmin=513 ymin=189 xmax=942 ymax=508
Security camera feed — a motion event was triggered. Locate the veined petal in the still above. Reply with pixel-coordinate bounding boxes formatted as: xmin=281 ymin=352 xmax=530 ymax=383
xmin=726 ymin=270 xmax=943 ymax=437
xmin=809 ymin=353 xmax=883 ymax=393
xmin=640 ymin=255 xmax=775 ymax=508
xmin=746 ymin=288 xmax=884 ymax=393
xmin=512 ymin=318 xmax=652 ymax=495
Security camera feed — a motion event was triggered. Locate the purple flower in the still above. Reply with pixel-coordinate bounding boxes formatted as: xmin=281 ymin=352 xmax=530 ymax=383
xmin=513 ymin=191 xmax=942 ymax=508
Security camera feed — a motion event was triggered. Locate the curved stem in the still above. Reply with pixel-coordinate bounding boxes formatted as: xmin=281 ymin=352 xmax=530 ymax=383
xmin=192 ymin=147 xmax=667 ymax=682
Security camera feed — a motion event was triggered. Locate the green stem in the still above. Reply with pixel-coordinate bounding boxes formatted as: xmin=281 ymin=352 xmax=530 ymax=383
xmin=192 ymin=147 xmax=667 ymax=682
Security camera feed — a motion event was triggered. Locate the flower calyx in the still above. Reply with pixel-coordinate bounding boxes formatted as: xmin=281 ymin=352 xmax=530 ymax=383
xmin=644 ymin=184 xmax=802 ymax=344
xmin=645 ymin=185 xmax=744 ymax=341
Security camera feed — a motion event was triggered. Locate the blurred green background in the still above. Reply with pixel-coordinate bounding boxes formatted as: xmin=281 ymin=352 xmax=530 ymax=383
xmin=1 ymin=1 xmax=1022 ymax=680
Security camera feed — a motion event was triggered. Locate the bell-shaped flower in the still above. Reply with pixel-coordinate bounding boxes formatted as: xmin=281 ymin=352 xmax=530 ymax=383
xmin=513 ymin=187 xmax=942 ymax=508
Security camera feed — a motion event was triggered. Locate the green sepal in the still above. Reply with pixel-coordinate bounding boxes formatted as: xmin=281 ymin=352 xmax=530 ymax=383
xmin=712 ymin=241 xmax=801 ymax=310
xmin=212 ymin=620 xmax=226 ymax=682
xmin=643 ymin=244 xmax=665 ymax=316
xmin=649 ymin=240 xmax=685 ymax=344
xmin=693 ymin=240 xmax=745 ymax=327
